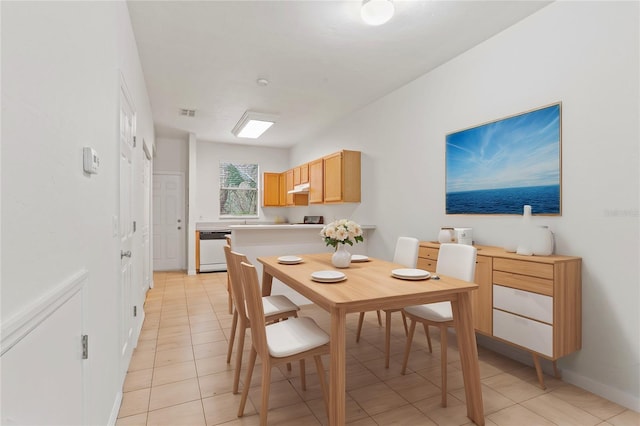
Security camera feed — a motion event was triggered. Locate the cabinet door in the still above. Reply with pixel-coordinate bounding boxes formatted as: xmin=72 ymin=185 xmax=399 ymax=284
xmin=263 ymin=172 xmax=281 ymax=206
xmin=323 ymin=152 xmax=343 ymax=202
xmin=285 ymin=169 xmax=294 ymax=205
xmin=278 ymin=172 xmax=286 ymax=206
xmin=309 ymin=159 xmax=324 ymax=204
xmin=472 ymin=255 xmax=492 ymax=335
xmin=300 ymin=163 xmax=309 ymax=184
xmin=293 ymin=166 xmax=301 ymax=186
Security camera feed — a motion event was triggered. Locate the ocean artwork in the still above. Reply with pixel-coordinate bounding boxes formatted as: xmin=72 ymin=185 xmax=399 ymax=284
xmin=446 ymin=103 xmax=561 ymax=215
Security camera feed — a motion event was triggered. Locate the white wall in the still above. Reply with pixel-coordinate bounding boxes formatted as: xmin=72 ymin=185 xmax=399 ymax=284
xmin=1 ymin=2 xmax=154 ymax=424
xmin=291 ymin=1 xmax=640 ymax=410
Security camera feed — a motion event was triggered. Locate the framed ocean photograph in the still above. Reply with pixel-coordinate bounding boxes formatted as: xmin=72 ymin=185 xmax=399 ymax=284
xmin=446 ymin=103 xmax=561 ymax=215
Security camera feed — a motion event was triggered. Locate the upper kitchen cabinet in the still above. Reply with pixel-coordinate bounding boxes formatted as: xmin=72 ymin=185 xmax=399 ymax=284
xmin=323 ymin=150 xmax=361 ymax=203
xmin=285 ymin=169 xmax=308 ymax=206
xmin=263 ymin=172 xmax=282 ymax=207
xmin=293 ymin=163 xmax=309 ymax=186
xmin=309 ymin=158 xmax=324 ymax=204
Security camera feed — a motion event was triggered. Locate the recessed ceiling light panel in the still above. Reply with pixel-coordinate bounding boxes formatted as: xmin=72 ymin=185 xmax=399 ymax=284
xmin=361 ymin=0 xmax=395 ymax=26
xmin=232 ymin=111 xmax=278 ymax=139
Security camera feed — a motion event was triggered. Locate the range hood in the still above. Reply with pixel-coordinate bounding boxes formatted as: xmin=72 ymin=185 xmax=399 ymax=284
xmin=287 ymin=183 xmax=310 ymax=194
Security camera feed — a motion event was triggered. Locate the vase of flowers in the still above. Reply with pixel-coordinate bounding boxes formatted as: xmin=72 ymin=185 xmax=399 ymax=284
xmin=320 ymin=219 xmax=364 ymax=268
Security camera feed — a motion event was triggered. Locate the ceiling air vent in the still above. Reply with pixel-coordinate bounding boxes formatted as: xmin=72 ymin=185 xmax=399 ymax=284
xmin=179 ymin=108 xmax=196 ymax=117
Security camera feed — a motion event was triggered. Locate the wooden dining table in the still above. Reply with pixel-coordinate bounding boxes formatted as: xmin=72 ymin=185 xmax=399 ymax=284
xmin=258 ymin=252 xmax=485 ymax=426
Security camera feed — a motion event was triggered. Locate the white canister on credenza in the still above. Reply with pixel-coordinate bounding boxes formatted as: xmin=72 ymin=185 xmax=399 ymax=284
xmin=438 ymin=227 xmax=454 ymax=243
xmin=454 ymin=227 xmax=473 ymax=245
xmin=516 ymin=205 xmax=534 ymax=256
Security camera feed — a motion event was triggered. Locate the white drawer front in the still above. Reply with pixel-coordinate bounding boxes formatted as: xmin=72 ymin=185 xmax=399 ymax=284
xmin=493 ymin=309 xmax=553 ymax=357
xmin=493 ymin=284 xmax=553 ymax=324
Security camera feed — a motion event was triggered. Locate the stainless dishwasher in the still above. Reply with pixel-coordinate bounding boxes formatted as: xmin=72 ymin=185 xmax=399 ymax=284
xmin=199 ymin=230 xmax=230 ymax=272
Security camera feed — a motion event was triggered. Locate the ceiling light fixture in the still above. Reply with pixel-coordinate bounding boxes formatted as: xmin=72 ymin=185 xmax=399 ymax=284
xmin=231 ymin=111 xmax=278 ymax=139
xmin=361 ymin=0 xmax=395 ymax=26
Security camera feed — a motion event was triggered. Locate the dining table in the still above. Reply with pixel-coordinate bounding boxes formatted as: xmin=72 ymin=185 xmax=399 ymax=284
xmin=258 ymin=252 xmax=484 ymax=426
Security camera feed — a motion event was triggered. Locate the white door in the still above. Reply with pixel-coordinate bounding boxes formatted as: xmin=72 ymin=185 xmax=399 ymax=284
xmin=153 ymin=173 xmax=185 ymax=271
xmin=119 ymin=82 xmax=136 ymax=380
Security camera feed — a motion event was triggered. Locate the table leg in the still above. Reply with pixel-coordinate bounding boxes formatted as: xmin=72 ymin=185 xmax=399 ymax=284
xmin=329 ymin=307 xmax=347 ymax=425
xmin=261 ymin=270 xmax=273 ymax=297
xmin=451 ymin=292 xmax=485 ymax=426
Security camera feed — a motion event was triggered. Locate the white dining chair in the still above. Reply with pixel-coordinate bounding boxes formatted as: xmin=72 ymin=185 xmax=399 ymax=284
xmin=237 ymin=261 xmax=330 ymax=426
xmin=223 ymin=245 xmax=300 ymax=394
xmin=400 ymin=243 xmax=477 ymax=407
xmin=356 ymin=236 xmax=419 ymax=368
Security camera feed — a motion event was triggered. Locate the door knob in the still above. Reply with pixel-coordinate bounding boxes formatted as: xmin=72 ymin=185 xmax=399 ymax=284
xmin=121 ymin=250 xmax=132 ymax=259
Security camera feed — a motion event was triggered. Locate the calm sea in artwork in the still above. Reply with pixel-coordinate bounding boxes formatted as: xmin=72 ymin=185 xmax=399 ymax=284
xmin=446 ymin=185 xmax=560 ymax=214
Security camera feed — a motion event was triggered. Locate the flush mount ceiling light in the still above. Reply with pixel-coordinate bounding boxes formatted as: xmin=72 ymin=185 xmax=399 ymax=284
xmin=361 ymin=0 xmax=395 ymax=26
xmin=231 ymin=111 xmax=278 ymax=139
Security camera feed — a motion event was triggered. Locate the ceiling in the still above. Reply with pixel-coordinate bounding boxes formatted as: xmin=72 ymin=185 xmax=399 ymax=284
xmin=127 ymin=1 xmax=550 ymax=148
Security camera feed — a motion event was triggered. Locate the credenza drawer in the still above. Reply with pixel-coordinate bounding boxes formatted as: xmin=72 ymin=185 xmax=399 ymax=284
xmin=493 ymin=258 xmax=554 ymax=280
xmin=493 ymin=284 xmax=553 ymax=323
xmin=493 ymin=309 xmax=553 ymax=357
xmin=493 ymin=270 xmax=553 ymax=296
xmin=418 ymin=246 xmax=439 ymax=261
xmin=416 ymin=258 xmax=437 ymax=272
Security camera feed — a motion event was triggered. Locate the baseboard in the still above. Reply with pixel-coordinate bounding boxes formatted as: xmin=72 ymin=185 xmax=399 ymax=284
xmin=561 ymin=369 xmax=640 ymax=412
xmin=108 ymin=391 xmax=123 ymax=426
xmin=475 ymin=334 xmax=639 ymax=411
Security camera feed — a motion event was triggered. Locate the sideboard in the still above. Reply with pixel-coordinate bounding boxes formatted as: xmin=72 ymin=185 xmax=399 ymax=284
xmin=418 ymin=242 xmax=582 ymax=388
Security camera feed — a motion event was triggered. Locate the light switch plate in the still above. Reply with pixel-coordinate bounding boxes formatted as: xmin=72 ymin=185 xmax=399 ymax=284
xmin=83 ymin=147 xmax=100 ymax=174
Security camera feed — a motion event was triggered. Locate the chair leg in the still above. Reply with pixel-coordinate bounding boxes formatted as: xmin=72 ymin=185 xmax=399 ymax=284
xmin=260 ymin=360 xmax=272 ymax=426
xmin=401 ymin=319 xmax=417 ymax=374
xmin=376 ymin=310 xmax=382 ymax=326
xmin=401 ymin=311 xmax=409 ymax=336
xmin=226 ymin=310 xmax=238 ymax=364
xmin=423 ymin=322 xmax=433 ymax=353
xmin=233 ymin=319 xmax=247 ymax=394
xmin=237 ymin=348 xmax=257 ymax=417
xmin=356 ymin=312 xmax=365 ymax=342
xmin=314 ymin=355 xmax=329 ymax=421
xmin=440 ymin=324 xmax=448 ymax=407
xmin=385 ymin=311 xmax=392 ymax=368
xmin=300 ymin=359 xmax=306 ymax=391
xmin=227 ymin=279 xmax=233 ymax=315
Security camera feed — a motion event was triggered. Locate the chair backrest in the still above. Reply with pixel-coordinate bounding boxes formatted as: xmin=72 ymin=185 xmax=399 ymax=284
xmin=393 ymin=237 xmax=420 ymax=268
xmin=240 ymin=261 xmax=269 ymax=359
xmin=436 ymin=243 xmax=477 ymax=282
xmin=223 ymin=245 xmax=249 ymax=320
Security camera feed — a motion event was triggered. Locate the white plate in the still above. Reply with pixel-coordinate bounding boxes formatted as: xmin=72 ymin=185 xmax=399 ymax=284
xmin=391 ymin=268 xmax=431 ymax=280
xmin=351 ymin=254 xmax=369 ymax=262
xmin=278 ymin=255 xmax=303 ymax=264
xmin=311 ymin=270 xmax=347 ymax=283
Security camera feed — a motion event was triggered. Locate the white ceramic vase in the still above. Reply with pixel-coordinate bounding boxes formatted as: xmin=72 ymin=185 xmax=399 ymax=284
xmin=516 ymin=205 xmax=534 ymax=256
xmin=332 ymin=244 xmax=351 ymax=268
xmin=532 ymin=226 xmax=554 ymax=256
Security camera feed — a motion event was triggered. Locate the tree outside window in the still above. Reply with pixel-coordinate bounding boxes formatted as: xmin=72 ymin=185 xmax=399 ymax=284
xmin=219 ymin=162 xmax=259 ymax=217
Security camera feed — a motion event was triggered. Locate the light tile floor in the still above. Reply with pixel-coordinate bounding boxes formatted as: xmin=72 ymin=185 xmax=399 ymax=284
xmin=116 ymin=271 xmax=639 ymax=426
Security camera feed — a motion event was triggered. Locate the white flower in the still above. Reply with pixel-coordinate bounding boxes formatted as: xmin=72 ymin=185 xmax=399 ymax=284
xmin=320 ymin=219 xmax=364 ymax=248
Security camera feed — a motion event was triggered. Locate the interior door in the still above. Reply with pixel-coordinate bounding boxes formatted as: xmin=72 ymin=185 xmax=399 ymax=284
xmin=153 ymin=173 xmax=185 ymax=271
xmin=142 ymin=147 xmax=152 ymax=289
xmin=119 ymin=81 xmax=135 ymax=380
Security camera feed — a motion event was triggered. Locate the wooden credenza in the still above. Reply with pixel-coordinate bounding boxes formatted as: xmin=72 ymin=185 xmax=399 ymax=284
xmin=418 ymin=242 xmax=582 ymax=388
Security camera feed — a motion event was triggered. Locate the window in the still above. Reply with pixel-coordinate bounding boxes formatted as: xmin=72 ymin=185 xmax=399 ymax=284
xmin=219 ymin=162 xmax=259 ymax=217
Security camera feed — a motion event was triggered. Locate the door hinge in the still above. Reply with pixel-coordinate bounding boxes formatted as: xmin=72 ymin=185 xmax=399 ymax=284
xmin=133 ymin=305 xmax=137 ymax=317
xmin=82 ymin=334 xmax=89 ymax=359
xmin=133 ymin=221 xmax=137 ymax=232
xmin=133 ymin=136 xmax=137 ymax=147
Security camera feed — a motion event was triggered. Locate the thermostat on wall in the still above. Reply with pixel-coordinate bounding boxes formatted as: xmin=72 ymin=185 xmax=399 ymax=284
xmin=83 ymin=147 xmax=100 ymax=174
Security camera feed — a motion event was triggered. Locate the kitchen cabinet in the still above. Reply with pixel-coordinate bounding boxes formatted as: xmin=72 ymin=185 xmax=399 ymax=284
xmin=308 ymin=158 xmax=324 ymax=204
xmin=294 ymin=163 xmax=309 ymax=186
xmin=263 ymin=172 xmax=282 ymax=207
xmin=419 ymin=242 xmax=581 ymax=388
xmin=323 ymin=150 xmax=361 ymax=203
xmin=278 ymin=173 xmax=286 ymax=206
xmin=285 ymin=169 xmax=308 ymax=206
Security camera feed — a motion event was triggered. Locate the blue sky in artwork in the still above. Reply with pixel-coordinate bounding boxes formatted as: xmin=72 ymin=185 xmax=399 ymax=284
xmin=446 ymin=104 xmax=560 ymax=193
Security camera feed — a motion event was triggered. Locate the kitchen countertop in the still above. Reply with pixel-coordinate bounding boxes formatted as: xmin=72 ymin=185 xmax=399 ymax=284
xmin=229 ymin=224 xmax=376 ymax=230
